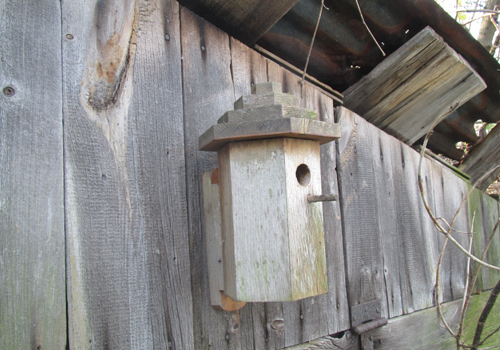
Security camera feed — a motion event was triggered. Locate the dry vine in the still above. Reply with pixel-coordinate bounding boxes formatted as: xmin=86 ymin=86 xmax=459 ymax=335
xmin=418 ymin=106 xmax=500 ymax=349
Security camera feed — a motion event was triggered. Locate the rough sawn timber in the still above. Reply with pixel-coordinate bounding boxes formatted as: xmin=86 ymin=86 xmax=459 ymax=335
xmin=0 ymin=0 xmax=66 ymax=349
xmin=343 ymin=26 xmax=486 ymax=146
xmin=336 ymin=107 xmax=469 ymax=319
xmin=63 ymin=0 xmax=194 ymax=348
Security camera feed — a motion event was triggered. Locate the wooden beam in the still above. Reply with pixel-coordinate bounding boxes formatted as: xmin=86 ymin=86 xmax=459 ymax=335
xmin=178 ymin=0 xmax=299 ymax=45
xmin=343 ymin=26 xmax=486 ymax=146
xmin=460 ymin=123 xmax=500 ymax=191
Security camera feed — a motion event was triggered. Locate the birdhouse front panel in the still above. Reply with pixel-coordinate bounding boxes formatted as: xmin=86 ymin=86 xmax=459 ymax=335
xmin=218 ymin=137 xmax=327 ymax=302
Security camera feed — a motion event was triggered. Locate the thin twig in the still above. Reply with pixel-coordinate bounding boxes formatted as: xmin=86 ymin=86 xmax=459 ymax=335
xmin=301 ymin=0 xmax=326 ymax=86
xmin=436 ymin=217 xmax=472 ymax=234
xmin=436 ymin=236 xmax=459 ymax=339
xmin=418 ymin=107 xmax=500 ymax=272
xmin=461 ymin=14 xmax=492 ymax=26
xmin=448 ymin=9 xmax=500 ymax=14
xmin=354 ymin=0 xmax=386 ymax=56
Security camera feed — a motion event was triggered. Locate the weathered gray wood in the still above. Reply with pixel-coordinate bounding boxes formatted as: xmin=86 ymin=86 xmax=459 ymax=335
xmin=230 ymin=34 xmax=288 ymax=350
xmin=343 ymin=26 xmax=486 ymax=146
xmin=460 ymin=123 xmax=500 ymax=191
xmin=314 ymin=87 xmax=351 ymax=337
xmin=218 ymin=137 xmax=327 ymax=302
xmin=180 ymin=7 xmax=244 ymax=350
xmin=178 ymin=0 xmax=300 ymax=45
xmin=203 ymin=169 xmax=246 ymax=311
xmin=369 ymin=299 xmax=462 ymax=349
xmin=394 ymin=144 xmax=437 ymax=312
xmin=266 ymin=62 xmax=350 ymax=346
xmin=218 ymin=105 xmax=318 ymax=124
xmin=369 ymin=290 xmax=500 ymax=349
xmin=229 ymin=36 xmax=268 ymax=98
xmin=234 ymin=91 xmax=299 ymax=109
xmin=199 ymin=117 xmax=341 ymax=151
xmin=281 ymin=332 xmax=359 ymax=350
xmin=0 ymin=1 xmax=66 ymax=349
xmin=468 ymin=186 xmax=500 ymax=292
xmin=336 ymin=107 xmax=473 ymax=322
xmin=335 ymin=107 xmax=388 ymax=317
xmin=63 ymin=0 xmax=194 ymax=348
xmin=441 ymin=168 xmax=469 ymax=301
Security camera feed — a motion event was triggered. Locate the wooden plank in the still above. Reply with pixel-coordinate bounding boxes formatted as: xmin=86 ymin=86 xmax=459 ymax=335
xmin=395 ymin=145 xmax=438 ymax=312
xmin=180 ymin=7 xmax=243 ymax=350
xmin=460 ymin=123 xmax=500 ymax=191
xmin=335 ymin=107 xmax=388 ymax=316
xmin=218 ymin=139 xmax=292 ymax=302
xmin=229 ymin=37 xmax=268 ymax=98
xmin=468 ymin=187 xmax=487 ymax=292
xmin=177 ymin=0 xmax=299 ymax=45
xmin=369 ymin=298 xmax=461 ymax=349
xmin=218 ymin=137 xmax=327 ymax=302
xmin=281 ymin=332 xmax=359 ymax=350
xmin=315 ymin=88 xmax=351 ymax=337
xmin=63 ymin=0 xmax=194 ymax=348
xmin=343 ymin=26 xmax=486 ymax=146
xmin=336 ymin=107 xmax=475 ymax=322
xmin=202 ymin=169 xmax=246 ymax=311
xmin=466 ymin=186 xmax=500 ymax=294
xmin=199 ymin=117 xmax=341 ymax=151
xmin=370 ymin=291 xmax=500 ymax=349
xmin=441 ymin=167 xmax=469 ymax=301
xmin=218 ymin=105 xmax=318 ymax=124
xmin=476 ymin=189 xmax=500 ymax=290
xmin=0 ymin=1 xmax=66 ymax=349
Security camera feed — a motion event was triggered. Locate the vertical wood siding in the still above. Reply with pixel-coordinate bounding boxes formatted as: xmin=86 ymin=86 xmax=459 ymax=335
xmin=0 ymin=1 xmax=66 ymax=349
xmin=2 ymin=1 xmax=499 ymax=349
xmin=336 ymin=107 xmax=477 ymax=320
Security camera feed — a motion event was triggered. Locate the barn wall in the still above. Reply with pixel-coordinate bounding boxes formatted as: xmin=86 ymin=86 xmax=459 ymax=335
xmin=1 ymin=0 xmax=499 ymax=349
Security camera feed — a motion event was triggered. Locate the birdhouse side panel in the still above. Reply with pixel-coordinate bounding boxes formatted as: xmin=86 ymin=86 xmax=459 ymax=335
xmin=218 ymin=139 xmax=293 ymax=302
xmin=284 ymin=138 xmax=328 ymax=300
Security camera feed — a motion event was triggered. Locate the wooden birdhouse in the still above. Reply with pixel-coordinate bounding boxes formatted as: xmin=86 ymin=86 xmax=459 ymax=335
xmin=200 ymin=82 xmax=340 ymax=309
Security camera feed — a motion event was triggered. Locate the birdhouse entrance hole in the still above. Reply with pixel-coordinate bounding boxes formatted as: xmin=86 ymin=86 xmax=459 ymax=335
xmin=296 ymin=164 xmax=311 ymax=186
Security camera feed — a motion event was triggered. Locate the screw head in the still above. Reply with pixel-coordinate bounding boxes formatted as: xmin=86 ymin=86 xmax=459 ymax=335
xmin=3 ymin=86 xmax=15 ymax=97
xmin=66 ymin=34 xmax=74 ymax=40
xmin=165 ymin=34 xmax=170 ymax=41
